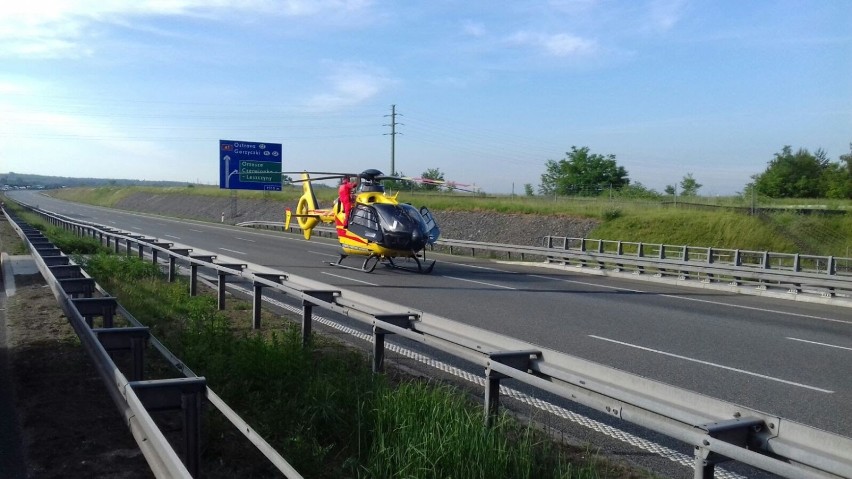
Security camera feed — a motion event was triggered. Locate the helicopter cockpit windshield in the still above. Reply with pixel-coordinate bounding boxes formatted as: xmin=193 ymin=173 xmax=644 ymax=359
xmin=373 ymin=203 xmax=428 ymax=232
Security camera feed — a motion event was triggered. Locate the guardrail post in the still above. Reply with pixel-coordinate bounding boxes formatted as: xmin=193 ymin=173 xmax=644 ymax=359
xmin=762 ymin=251 xmax=770 ymax=269
xmin=93 ymin=326 xmax=150 ymax=381
xmin=682 ymin=246 xmax=689 ymax=261
xmin=59 ymin=277 xmax=96 ymax=298
xmin=148 ymin=242 xmax=173 ymax=267
xmin=372 ymin=314 xmax=414 ymax=373
xmin=49 ymin=264 xmax=84 ymax=279
xmin=129 ymin=377 xmax=207 ymax=478
xmin=827 ymin=256 xmax=835 ymax=275
xmin=41 ymin=255 xmax=70 ymax=266
xmin=214 ymin=264 xmax=246 ymax=310
xmin=301 ymin=290 xmax=338 ymax=347
xmin=187 ymin=255 xmax=216 ymax=296
xmin=252 ymin=274 xmax=286 ymax=329
xmin=167 ymin=249 xmax=192 ymax=283
xmin=71 ymin=297 xmax=118 ymax=328
xmin=484 ymin=350 xmax=540 ymax=428
xmin=693 ymin=418 xmax=764 ymax=479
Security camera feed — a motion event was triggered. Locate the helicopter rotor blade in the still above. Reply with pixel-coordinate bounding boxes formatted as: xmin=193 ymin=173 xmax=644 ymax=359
xmin=286 ymin=175 xmax=351 ymax=184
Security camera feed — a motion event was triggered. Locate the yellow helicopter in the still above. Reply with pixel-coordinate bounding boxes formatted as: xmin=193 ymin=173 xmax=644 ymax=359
xmin=284 ymin=169 xmax=444 ymax=273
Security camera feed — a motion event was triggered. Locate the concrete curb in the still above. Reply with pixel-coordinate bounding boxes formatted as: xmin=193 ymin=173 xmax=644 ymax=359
xmin=0 ymin=252 xmax=15 ymax=297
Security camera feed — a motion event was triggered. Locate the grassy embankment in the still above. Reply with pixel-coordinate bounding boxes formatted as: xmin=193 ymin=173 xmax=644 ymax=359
xmin=52 ymin=185 xmax=852 ymax=257
xmin=8 ymin=203 xmax=640 ymax=479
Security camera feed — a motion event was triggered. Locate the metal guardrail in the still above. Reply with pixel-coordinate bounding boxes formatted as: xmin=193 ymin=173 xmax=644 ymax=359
xmin=2 ymin=207 xmax=303 ymax=479
xmin=3 ymin=210 xmax=194 ymax=478
xmin=540 ymin=236 xmax=852 ymax=298
xmin=237 ymin=220 xmax=852 ymax=303
xmin=11 ymin=203 xmax=852 ymax=479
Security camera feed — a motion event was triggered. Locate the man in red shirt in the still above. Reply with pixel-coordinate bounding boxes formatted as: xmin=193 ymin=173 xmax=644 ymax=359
xmin=338 ymin=176 xmax=355 ymax=223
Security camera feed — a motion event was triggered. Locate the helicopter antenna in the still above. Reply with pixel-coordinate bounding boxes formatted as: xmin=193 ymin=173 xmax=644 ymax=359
xmin=384 ymin=104 xmax=403 ymax=175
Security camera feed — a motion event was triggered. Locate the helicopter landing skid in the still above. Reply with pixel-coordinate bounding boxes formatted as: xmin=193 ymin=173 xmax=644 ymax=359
xmin=327 ymin=254 xmax=381 ymax=273
xmin=386 ymin=254 xmax=435 ymax=274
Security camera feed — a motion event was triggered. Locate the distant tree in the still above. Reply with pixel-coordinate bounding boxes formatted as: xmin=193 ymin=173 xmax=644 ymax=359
xmin=679 ymin=173 xmax=702 ymax=196
xmin=420 ymin=168 xmax=445 ymax=191
xmin=819 ymin=143 xmax=852 ymax=198
xmin=841 ymin=143 xmax=852 ymax=176
xmin=664 ymin=184 xmax=676 ymax=196
xmin=752 ymin=146 xmax=829 ymax=198
xmin=524 ymin=183 xmax=534 ymax=196
xmin=615 ymin=182 xmax=662 ymax=199
xmin=821 ymin=163 xmax=852 ymax=199
xmin=539 ymin=146 xmax=629 ymax=196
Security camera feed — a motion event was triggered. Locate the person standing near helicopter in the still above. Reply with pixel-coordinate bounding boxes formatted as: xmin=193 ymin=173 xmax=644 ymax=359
xmin=338 ymin=176 xmax=356 ymax=223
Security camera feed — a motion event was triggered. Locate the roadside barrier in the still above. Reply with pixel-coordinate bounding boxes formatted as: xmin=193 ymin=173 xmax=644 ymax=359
xmin=8 ymin=202 xmax=852 ymax=479
xmin=3 ymin=207 xmax=303 ymax=479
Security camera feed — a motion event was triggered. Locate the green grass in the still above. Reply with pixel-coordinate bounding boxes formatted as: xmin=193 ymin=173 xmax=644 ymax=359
xmin=13 ymin=217 xmax=632 ymax=479
xmin=589 ymin=210 xmax=800 ymax=252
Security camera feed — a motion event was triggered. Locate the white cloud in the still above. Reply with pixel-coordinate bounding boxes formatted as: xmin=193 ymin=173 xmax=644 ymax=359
xmin=0 ymin=0 xmax=374 ymax=58
xmin=647 ymin=0 xmax=686 ymax=32
xmin=462 ymin=20 xmax=487 ymax=38
xmin=303 ymin=64 xmax=393 ymax=112
xmin=507 ymin=31 xmax=597 ymax=57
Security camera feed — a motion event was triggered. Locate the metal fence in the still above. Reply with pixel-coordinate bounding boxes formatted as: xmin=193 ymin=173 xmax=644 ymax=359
xmin=3 ymin=208 xmax=302 ymax=479
xmin=8 ymin=203 xmax=852 ymax=479
xmin=236 ymin=220 xmax=852 ymax=303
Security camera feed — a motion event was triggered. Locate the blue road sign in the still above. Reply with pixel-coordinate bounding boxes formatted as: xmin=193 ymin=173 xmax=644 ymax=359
xmin=219 ymin=140 xmax=282 ymax=191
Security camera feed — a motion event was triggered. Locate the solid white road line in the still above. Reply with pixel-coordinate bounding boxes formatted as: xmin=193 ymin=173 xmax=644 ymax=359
xmin=441 ymin=275 xmax=517 ymax=290
xmin=235 ymin=237 xmax=255 ymax=242
xmin=456 ymin=263 xmax=510 ymax=272
xmin=786 ymin=337 xmax=852 ymax=352
xmin=309 ymin=250 xmax=339 ymax=258
xmin=218 ymin=247 xmax=246 ymax=255
xmin=589 ymin=335 xmax=834 ymax=394
xmin=321 ymin=272 xmax=378 ymax=286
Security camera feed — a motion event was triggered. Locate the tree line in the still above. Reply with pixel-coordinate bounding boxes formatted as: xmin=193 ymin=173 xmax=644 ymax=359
xmin=529 ymin=144 xmax=852 ymax=199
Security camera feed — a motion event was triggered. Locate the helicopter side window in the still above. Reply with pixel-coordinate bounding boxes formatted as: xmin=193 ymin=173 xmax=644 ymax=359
xmin=347 ymin=204 xmax=382 ymax=241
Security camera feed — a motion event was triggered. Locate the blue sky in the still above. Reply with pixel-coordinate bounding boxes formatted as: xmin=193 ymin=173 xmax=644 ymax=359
xmin=1 ymin=1 xmax=850 ymax=195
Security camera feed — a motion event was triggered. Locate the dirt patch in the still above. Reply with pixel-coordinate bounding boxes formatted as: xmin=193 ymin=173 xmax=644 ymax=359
xmin=5 ymin=282 xmax=152 ymax=478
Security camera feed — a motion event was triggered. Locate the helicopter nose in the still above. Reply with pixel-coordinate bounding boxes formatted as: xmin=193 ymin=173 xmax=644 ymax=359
xmin=410 ymin=229 xmax=427 ymax=250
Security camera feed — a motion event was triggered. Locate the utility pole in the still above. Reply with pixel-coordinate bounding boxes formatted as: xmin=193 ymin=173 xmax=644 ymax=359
xmin=384 ymin=105 xmax=402 ymax=175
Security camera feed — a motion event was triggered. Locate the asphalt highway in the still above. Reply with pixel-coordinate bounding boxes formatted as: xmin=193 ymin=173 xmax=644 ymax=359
xmin=11 ymin=190 xmax=852 ymax=444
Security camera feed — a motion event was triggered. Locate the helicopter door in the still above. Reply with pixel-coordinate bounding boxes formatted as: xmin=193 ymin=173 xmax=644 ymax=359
xmin=347 ymin=204 xmax=382 ymax=242
xmin=420 ymin=207 xmax=441 ymax=244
